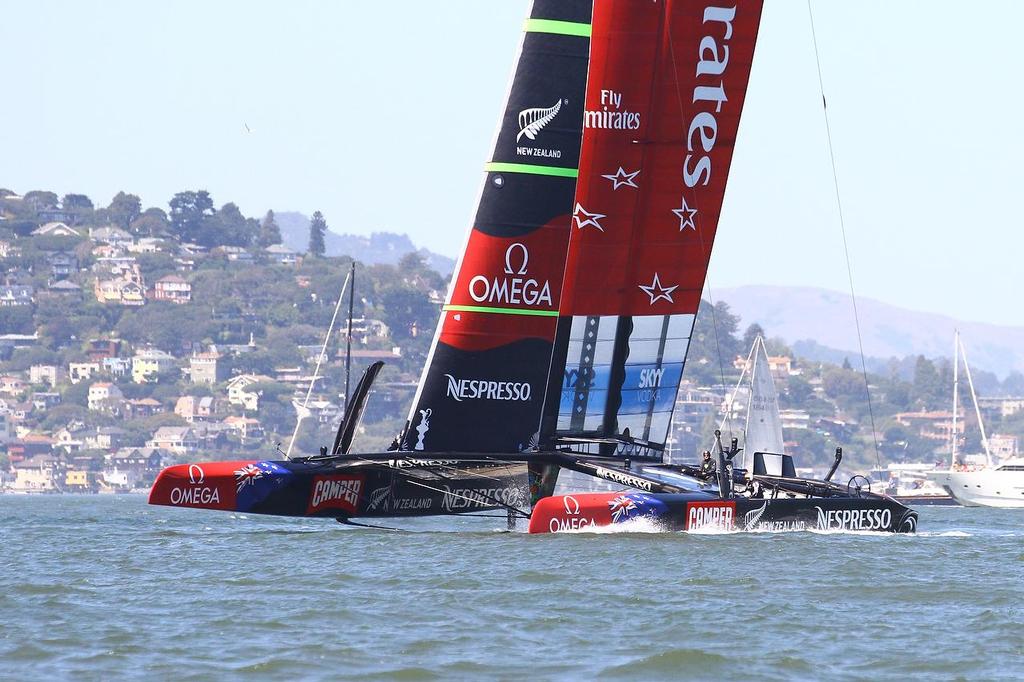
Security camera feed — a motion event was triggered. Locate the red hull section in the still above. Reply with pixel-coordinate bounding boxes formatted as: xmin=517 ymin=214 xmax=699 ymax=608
xmin=148 ymin=461 xmax=255 ymax=511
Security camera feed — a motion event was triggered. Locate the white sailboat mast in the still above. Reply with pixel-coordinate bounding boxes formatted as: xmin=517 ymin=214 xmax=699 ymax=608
xmin=951 ymin=329 xmax=958 ymax=469
xmin=957 ymin=335 xmax=993 ymax=467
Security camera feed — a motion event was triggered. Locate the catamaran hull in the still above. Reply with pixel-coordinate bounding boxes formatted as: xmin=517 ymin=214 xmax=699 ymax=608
xmin=528 ymin=492 xmax=918 ymax=534
xmin=148 ymin=459 xmax=529 ymax=519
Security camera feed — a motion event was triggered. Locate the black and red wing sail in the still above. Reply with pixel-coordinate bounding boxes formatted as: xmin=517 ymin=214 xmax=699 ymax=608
xmin=546 ymin=0 xmax=764 ymax=456
xmin=403 ymin=0 xmax=593 ymax=453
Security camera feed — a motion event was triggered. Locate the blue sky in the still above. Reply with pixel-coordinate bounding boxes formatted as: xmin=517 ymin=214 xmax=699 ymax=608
xmin=2 ymin=1 xmax=1021 ymax=326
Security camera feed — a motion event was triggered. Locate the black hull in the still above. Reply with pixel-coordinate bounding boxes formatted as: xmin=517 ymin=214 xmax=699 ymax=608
xmin=149 ymin=455 xmax=917 ymax=533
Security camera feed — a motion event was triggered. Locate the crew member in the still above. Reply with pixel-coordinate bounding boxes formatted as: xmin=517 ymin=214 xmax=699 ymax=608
xmin=699 ymin=450 xmax=717 ymax=480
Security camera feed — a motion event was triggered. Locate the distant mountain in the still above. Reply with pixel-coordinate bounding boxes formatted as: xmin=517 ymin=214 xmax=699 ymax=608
xmin=718 ymin=285 xmax=1024 ymax=379
xmin=275 ymin=212 xmax=455 ymax=275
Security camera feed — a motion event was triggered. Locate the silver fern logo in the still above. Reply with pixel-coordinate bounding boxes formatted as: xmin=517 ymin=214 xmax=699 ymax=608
xmin=517 ymin=100 xmax=562 ymax=142
xmin=744 ymin=501 xmax=768 ymax=529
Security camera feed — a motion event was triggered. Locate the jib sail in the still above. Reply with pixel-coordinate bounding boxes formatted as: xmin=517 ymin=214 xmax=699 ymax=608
xmin=544 ymin=0 xmax=764 ymax=458
xmin=402 ymin=0 xmax=593 ymax=453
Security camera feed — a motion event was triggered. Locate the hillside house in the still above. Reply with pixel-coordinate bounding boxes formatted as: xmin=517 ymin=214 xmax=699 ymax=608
xmin=0 ymin=285 xmax=33 ymax=307
xmin=216 ymin=246 xmax=254 ymax=264
xmin=127 ymin=237 xmax=166 ymax=254
xmin=83 ymin=426 xmax=128 ymax=451
xmin=131 ymin=349 xmax=176 ymax=383
xmin=125 ymin=397 xmax=164 ymax=418
xmin=68 ymin=362 xmax=101 ymax=383
xmin=46 ymin=280 xmax=82 ymax=296
xmin=153 ymin=274 xmax=191 ymax=304
xmin=188 ymin=351 xmax=225 ymax=384
xmin=46 ymin=252 xmax=78 ymax=279
xmin=222 ymin=415 xmax=264 ymax=441
xmin=226 ymin=374 xmax=271 ymax=411
xmin=103 ymin=448 xmax=168 ymax=490
xmin=7 ymin=435 xmax=54 ymax=463
xmin=94 ymin=264 xmax=145 ymax=306
xmin=91 ymin=244 xmax=123 ymax=259
xmin=146 ymin=426 xmax=199 ymax=455
xmin=89 ymin=226 xmax=133 ymax=247
xmin=0 ymin=375 xmax=27 ymax=396
xmin=264 ymin=244 xmax=299 ymax=265
xmin=87 ymin=338 xmax=122 ymax=362
xmin=32 ymin=221 xmax=81 ymax=237
xmin=894 ymin=410 xmax=964 ymax=442
xmin=87 ymin=382 xmax=125 ymax=411
xmin=12 ymin=455 xmax=60 ymax=492
xmin=31 ymin=392 xmax=61 ymax=410
xmin=989 ymin=433 xmax=1019 ymax=459
xmin=978 ymin=396 xmax=1024 ymax=420
xmin=175 ymin=395 xmax=217 ymax=422
xmin=0 ymin=240 xmax=21 ymax=258
xmin=29 ymin=364 xmax=63 ymax=387
xmin=102 ymin=356 xmax=132 ymax=377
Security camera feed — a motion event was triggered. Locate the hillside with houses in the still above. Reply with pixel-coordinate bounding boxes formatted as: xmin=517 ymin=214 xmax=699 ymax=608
xmin=2 ymin=187 xmax=1024 ymax=493
xmin=0 ymin=187 xmax=444 ymax=492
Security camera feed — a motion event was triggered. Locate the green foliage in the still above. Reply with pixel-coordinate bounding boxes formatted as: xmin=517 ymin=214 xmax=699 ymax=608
xmin=130 ymin=208 xmax=169 ymax=237
xmin=0 ymin=306 xmax=35 ymax=334
xmin=257 ymin=210 xmax=282 ymax=248
xmin=107 ymin=192 xmax=142 ymax=230
xmin=168 ymin=190 xmax=215 ymax=243
xmin=308 ymin=210 xmax=327 ymax=257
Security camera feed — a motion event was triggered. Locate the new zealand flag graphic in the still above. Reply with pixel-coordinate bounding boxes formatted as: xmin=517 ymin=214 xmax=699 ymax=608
xmin=233 ymin=461 xmax=292 ymax=512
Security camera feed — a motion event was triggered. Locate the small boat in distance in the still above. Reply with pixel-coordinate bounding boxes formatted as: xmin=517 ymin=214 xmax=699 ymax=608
xmin=149 ymin=0 xmax=916 ymax=533
xmin=929 ymin=332 xmax=1024 ymax=507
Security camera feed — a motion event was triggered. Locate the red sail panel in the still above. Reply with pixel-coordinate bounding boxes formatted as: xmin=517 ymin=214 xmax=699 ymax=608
xmin=560 ymin=0 xmax=763 ymax=317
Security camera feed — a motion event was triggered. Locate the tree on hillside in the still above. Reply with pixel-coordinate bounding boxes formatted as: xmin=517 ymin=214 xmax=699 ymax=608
xmin=912 ymin=355 xmax=945 ymax=409
xmin=24 ymin=190 xmax=59 ymax=210
xmin=742 ymin=323 xmax=765 ymax=351
xmin=108 ymin=191 xmax=142 ymax=231
xmin=62 ymin=193 xmax=94 ymax=212
xmin=130 ymin=207 xmax=169 ymax=237
xmin=308 ymin=211 xmax=327 ymax=257
xmin=683 ymin=299 xmax=743 ymax=385
xmin=257 ymin=210 xmax=282 ymax=247
xmin=168 ymin=190 xmax=215 ymax=243
xmin=203 ymin=202 xmax=256 ymax=247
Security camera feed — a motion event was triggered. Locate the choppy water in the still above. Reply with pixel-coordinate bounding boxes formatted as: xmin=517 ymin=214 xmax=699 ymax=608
xmin=1 ymin=495 xmax=1022 ymax=680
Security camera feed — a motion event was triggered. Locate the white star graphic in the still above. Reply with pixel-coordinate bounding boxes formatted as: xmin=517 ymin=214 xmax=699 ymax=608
xmin=671 ymin=196 xmax=698 ymax=231
xmin=638 ymin=273 xmax=678 ymax=305
xmin=573 ymin=203 xmax=607 ymax=232
xmin=600 ymin=166 xmax=640 ymax=190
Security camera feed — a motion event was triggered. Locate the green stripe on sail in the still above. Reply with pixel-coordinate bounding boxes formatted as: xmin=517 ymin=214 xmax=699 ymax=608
xmin=485 ymin=162 xmax=578 ymax=178
xmin=445 ymin=304 xmax=559 ymax=318
xmin=523 ymin=18 xmax=592 ymax=37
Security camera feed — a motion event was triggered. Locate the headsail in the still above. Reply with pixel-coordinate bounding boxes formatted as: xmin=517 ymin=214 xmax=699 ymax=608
xmin=403 ymin=0 xmax=593 ymax=453
xmin=544 ymin=0 xmax=764 ymax=458
xmin=744 ymin=336 xmax=785 ymax=473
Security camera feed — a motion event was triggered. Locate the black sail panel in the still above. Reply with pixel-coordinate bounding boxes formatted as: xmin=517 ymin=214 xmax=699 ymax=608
xmin=402 ymin=1 xmax=592 ymax=453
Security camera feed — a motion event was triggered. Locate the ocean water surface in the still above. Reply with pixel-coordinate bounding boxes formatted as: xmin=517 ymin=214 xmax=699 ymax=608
xmin=1 ymin=495 xmax=1022 ymax=680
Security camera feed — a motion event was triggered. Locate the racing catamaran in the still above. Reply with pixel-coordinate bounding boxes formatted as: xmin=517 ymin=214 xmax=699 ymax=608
xmin=149 ymin=0 xmax=918 ymax=533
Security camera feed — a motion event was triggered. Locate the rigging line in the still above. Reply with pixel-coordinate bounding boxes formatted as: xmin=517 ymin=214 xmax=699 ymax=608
xmin=806 ymin=0 xmax=881 ymax=469
xmin=664 ymin=15 xmax=732 ymax=423
xmin=285 ymin=270 xmax=351 ymax=459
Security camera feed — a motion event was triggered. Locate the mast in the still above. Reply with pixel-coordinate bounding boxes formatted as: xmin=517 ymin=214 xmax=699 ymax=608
xmin=958 ymin=334 xmax=992 ymax=467
xmin=951 ymin=329 xmax=958 ymax=469
xmin=344 ymin=260 xmax=355 ymax=416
